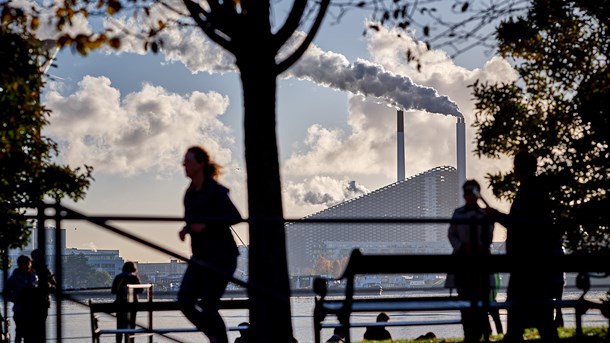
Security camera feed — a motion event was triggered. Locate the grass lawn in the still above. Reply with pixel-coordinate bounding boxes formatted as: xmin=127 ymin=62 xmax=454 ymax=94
xmin=358 ymin=326 xmax=609 ymax=342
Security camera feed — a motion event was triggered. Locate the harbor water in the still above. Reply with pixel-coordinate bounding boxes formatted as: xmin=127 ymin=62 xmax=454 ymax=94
xmin=4 ymin=289 xmax=609 ymax=342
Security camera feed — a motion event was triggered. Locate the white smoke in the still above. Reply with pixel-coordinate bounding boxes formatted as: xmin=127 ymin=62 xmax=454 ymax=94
xmin=284 ymin=35 xmax=462 ymax=117
xmin=103 ymin=16 xmax=462 ymax=117
xmin=283 ymin=177 xmax=370 ymax=212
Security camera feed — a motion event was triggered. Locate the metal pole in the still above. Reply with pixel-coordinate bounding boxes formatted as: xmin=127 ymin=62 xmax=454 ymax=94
xmin=148 ymin=284 xmax=153 ymax=343
xmin=36 ymin=202 xmax=47 ymax=342
xmin=397 ymin=110 xmax=405 ymax=181
xmin=1 ymin=245 xmax=10 ymax=342
xmin=54 ymin=201 xmax=63 ymax=342
xmin=456 ymin=118 xmax=466 ymax=204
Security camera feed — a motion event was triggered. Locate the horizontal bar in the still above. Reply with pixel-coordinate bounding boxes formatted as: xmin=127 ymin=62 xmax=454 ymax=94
xmin=320 ymin=319 xmax=462 ymax=328
xmin=89 ymin=299 xmax=249 ymax=313
xmin=96 ymin=324 xmax=249 ymax=336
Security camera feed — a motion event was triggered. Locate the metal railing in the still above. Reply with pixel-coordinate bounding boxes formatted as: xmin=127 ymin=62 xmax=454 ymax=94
xmin=2 ymin=200 xmax=609 ymax=341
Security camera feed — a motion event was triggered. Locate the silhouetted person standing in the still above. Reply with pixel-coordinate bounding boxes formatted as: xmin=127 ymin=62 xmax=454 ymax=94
xmin=30 ymin=248 xmax=57 ymax=342
xmin=551 ymin=247 xmax=566 ymax=329
xmin=178 ymin=146 xmax=242 ymax=343
xmin=488 ymin=272 xmax=504 ymax=338
xmin=111 ymin=261 xmax=143 ymax=343
xmin=448 ymin=179 xmax=495 ymax=343
xmin=486 ymin=150 xmax=562 ymax=342
xmin=5 ymin=255 xmax=38 ymax=343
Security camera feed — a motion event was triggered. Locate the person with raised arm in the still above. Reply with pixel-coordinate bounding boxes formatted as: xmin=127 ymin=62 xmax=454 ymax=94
xmin=485 ymin=150 xmax=563 ymax=342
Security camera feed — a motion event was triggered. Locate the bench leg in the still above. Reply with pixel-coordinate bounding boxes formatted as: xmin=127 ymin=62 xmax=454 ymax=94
xmin=92 ymin=315 xmax=100 ymax=343
xmin=314 ymin=324 xmax=321 ymax=343
xmin=575 ymin=306 xmax=584 ymax=338
xmin=344 ymin=324 xmax=351 ymax=343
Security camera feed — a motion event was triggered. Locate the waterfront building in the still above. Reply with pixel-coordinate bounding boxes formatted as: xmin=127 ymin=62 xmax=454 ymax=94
xmin=135 ymin=245 xmax=249 ymax=290
xmin=1 ymin=227 xmax=126 ymax=288
xmin=137 ymin=259 xmax=187 ymax=289
xmin=64 ymin=247 xmax=124 ymax=278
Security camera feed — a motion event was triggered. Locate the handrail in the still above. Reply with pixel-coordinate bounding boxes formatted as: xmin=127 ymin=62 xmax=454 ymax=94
xmin=17 ymin=201 xmax=256 ymax=342
xmin=127 ymin=284 xmax=153 ymax=343
xmin=4 ymin=200 xmax=610 ymax=342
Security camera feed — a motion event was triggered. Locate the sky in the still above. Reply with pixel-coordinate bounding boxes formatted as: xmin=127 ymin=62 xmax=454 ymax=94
xmin=28 ymin=1 xmax=518 ymax=262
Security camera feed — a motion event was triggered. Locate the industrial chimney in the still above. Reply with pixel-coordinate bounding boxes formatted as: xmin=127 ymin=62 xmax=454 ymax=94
xmin=397 ymin=111 xmax=465 ymax=192
xmin=456 ymin=118 xmax=466 ymax=200
xmin=397 ymin=110 xmax=405 ymax=181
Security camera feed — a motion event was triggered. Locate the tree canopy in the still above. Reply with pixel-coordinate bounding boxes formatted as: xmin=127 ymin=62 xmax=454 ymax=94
xmin=0 ymin=12 xmax=93 ymax=258
xmin=470 ymin=0 xmax=610 ymax=253
xmin=63 ymin=253 xmax=112 ymax=288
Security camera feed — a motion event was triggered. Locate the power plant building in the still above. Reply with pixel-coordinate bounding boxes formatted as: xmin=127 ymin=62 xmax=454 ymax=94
xmin=286 ymin=112 xmax=467 ymax=275
xmin=285 ymin=165 xmax=459 ymax=275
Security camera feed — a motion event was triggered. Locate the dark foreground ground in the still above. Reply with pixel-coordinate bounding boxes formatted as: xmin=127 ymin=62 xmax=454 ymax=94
xmin=394 ymin=336 xmax=608 ymax=343
xmin=392 ymin=327 xmax=609 ymax=342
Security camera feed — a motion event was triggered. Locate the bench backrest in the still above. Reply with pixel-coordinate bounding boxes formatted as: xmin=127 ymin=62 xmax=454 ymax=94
xmin=334 ymin=249 xmax=610 ymax=301
xmin=340 ymin=249 xmax=610 ymax=277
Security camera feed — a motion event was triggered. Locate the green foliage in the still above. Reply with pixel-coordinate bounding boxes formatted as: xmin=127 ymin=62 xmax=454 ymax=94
xmin=90 ymin=269 xmax=113 ymax=288
xmin=1 ymin=1 xmax=123 ymax=55
xmin=471 ymin=0 xmax=610 ymax=254
xmin=0 ymin=16 xmax=93 ymax=257
xmin=63 ymin=253 xmax=112 ymax=288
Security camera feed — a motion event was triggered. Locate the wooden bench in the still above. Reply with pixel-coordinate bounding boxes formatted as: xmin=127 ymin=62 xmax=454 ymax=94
xmin=89 ymin=297 xmax=250 ymax=343
xmin=313 ymin=249 xmax=610 ymax=343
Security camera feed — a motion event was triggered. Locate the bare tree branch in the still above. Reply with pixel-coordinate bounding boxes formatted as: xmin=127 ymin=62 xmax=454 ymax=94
xmin=276 ymin=0 xmax=330 ymax=74
xmin=182 ymin=0 xmax=236 ymax=52
xmin=274 ymin=0 xmax=308 ymax=51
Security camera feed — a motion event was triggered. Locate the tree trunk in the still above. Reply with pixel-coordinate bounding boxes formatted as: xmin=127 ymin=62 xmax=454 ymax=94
xmin=239 ymin=55 xmax=293 ymax=341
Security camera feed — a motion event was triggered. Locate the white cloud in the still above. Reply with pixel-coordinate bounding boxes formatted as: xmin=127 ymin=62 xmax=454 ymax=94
xmin=159 ymin=27 xmax=236 ymax=74
xmin=43 ymin=76 xmax=236 ymax=175
xmin=284 ymin=96 xmax=397 ymax=178
xmin=10 ymin=0 xmax=93 ymax=42
xmin=283 ymin=176 xmax=370 ymax=217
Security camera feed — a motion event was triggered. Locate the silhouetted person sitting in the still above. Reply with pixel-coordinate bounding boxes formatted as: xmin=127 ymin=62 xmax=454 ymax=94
xmin=363 ymin=312 xmax=393 ymax=342
xmin=415 ymin=331 xmax=436 ymax=340
xmin=326 ymin=326 xmax=346 ymax=342
xmin=234 ymin=322 xmax=250 ymax=343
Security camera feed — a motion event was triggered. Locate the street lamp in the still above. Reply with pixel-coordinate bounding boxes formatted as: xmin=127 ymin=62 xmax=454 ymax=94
xmin=40 ymin=39 xmax=59 ymax=75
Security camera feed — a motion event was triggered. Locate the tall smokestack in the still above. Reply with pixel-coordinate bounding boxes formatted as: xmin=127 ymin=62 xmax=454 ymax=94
xmin=397 ymin=110 xmax=405 ymax=181
xmin=456 ymin=118 xmax=466 ymax=201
